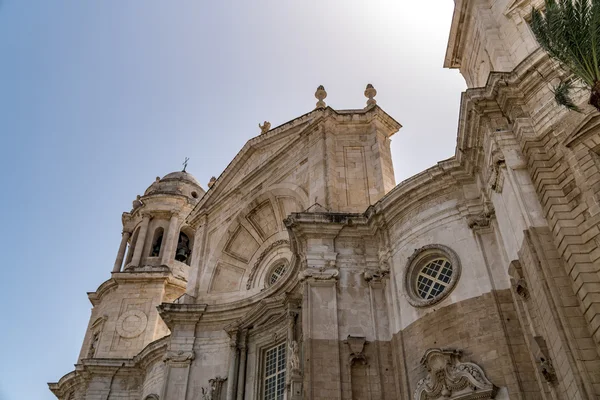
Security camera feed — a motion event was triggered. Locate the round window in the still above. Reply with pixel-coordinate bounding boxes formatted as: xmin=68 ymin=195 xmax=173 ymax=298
xmin=269 ymin=264 xmax=287 ymax=286
xmin=404 ymin=245 xmax=461 ymax=307
xmin=415 ymin=258 xmax=453 ymax=300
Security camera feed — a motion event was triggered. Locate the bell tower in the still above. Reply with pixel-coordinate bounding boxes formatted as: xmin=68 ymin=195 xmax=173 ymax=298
xmin=79 ymin=171 xmax=205 ymax=360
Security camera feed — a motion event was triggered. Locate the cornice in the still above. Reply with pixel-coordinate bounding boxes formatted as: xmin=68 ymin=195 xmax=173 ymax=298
xmin=88 ymin=272 xmax=186 ymax=306
xmin=186 ymin=105 xmax=401 ymax=226
xmin=157 ymin=303 xmax=207 ymax=330
xmin=49 ymin=337 xmax=170 ymax=397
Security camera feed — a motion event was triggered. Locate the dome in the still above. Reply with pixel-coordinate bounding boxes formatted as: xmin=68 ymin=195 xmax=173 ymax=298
xmin=160 ymin=171 xmax=201 ymax=186
xmin=143 ymin=171 xmax=205 ymax=198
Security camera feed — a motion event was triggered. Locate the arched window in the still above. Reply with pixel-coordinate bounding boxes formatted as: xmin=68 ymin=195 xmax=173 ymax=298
xmin=150 ymin=227 xmax=164 ymax=257
xmin=268 ymin=263 xmax=287 ymax=286
xmin=175 ymin=231 xmax=192 ymax=265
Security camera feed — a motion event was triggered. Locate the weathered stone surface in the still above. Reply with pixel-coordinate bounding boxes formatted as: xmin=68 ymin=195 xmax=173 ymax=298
xmin=49 ymin=2 xmax=600 ymax=399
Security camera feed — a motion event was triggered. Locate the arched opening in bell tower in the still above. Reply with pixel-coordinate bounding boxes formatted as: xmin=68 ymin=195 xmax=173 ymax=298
xmin=149 ymin=227 xmax=164 ymax=257
xmin=174 ymin=229 xmax=193 ymax=265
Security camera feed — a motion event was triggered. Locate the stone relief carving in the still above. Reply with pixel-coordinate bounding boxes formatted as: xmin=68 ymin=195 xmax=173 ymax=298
xmin=288 ymin=340 xmax=301 ymax=373
xmin=466 ymin=209 xmax=495 ymax=230
xmin=201 ymin=376 xmax=227 ymax=400
xmin=115 ymin=309 xmax=148 ymax=339
xmin=345 ymin=335 xmax=367 ymax=365
xmin=246 ymin=240 xmax=289 ymax=289
xmin=163 ymin=350 xmax=195 ymax=365
xmin=515 ymin=279 xmax=530 ymax=300
xmin=414 ymin=348 xmax=498 ymax=400
xmin=298 ymin=266 xmax=339 ymax=282
xmin=508 ymin=260 xmax=529 ymax=300
xmin=363 ymin=261 xmax=390 ymax=282
xmin=539 ymin=358 xmax=557 ymax=384
xmin=488 ymin=153 xmax=506 ymax=193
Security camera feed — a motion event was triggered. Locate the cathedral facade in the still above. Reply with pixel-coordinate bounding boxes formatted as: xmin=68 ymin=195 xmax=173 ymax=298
xmin=49 ymin=1 xmax=600 ymax=399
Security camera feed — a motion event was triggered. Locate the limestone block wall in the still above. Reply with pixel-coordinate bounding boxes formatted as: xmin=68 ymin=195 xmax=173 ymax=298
xmin=80 ymin=276 xmax=184 ymax=361
xmin=393 ymin=290 xmax=534 ymax=399
xmin=325 ymin=120 xmax=395 ymax=213
xmin=446 ymin=0 xmax=541 ymax=87
xmin=386 ymin=195 xmax=511 ymax=332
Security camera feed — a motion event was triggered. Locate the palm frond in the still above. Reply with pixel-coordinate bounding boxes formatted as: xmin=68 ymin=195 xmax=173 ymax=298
xmin=530 ymin=0 xmax=600 ymax=87
xmin=552 ymin=80 xmax=582 ymax=112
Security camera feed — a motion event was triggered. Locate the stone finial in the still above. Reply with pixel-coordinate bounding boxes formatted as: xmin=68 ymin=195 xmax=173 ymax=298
xmin=208 ymin=176 xmax=216 ymax=188
xmin=315 ymin=85 xmax=327 ymax=109
xmin=364 ymin=84 xmax=377 ymax=108
xmin=259 ymin=121 xmax=271 ymax=134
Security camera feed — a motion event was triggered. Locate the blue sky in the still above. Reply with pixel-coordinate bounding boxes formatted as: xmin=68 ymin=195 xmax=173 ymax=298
xmin=0 ymin=1 xmax=465 ymax=399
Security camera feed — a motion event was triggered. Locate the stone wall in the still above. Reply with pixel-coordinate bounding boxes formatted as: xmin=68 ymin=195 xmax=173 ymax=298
xmin=394 ymin=289 xmax=537 ymax=399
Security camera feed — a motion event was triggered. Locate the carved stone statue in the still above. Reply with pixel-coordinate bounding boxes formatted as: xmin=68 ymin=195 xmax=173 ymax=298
xmin=289 ymin=340 xmax=300 ymax=373
xmin=87 ymin=332 xmax=99 ymax=358
xmin=201 ymin=376 xmax=227 ymax=400
xmin=132 ymin=195 xmax=143 ymax=210
xmin=259 ymin=121 xmax=271 ymax=134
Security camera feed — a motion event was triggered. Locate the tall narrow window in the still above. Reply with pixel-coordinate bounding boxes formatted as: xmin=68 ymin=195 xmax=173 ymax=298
xmin=150 ymin=227 xmax=164 ymax=257
xmin=263 ymin=343 xmax=286 ymax=400
xmin=125 ymin=227 xmax=140 ymax=265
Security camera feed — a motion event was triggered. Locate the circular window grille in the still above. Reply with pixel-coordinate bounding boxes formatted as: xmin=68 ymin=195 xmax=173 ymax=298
xmin=269 ymin=264 xmax=287 ymax=285
xmin=416 ymin=258 xmax=453 ymax=300
xmin=404 ymin=245 xmax=461 ymax=307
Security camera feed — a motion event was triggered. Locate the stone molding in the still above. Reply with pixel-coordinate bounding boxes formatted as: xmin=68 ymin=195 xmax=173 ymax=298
xmin=115 ymin=309 xmax=148 ymax=339
xmin=404 ymin=245 xmax=462 ymax=308
xmin=245 ymin=239 xmax=289 ymax=289
xmin=163 ymin=350 xmax=195 ymax=366
xmin=298 ymin=266 xmax=339 ymax=282
xmin=414 ymin=348 xmax=498 ymax=400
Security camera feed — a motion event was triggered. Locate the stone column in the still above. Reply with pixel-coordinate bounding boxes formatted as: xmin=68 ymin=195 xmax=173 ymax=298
xmin=236 ymin=329 xmax=248 ymax=400
xmin=161 ymin=212 xmax=180 ymax=266
xmin=112 ymin=230 xmax=131 ymax=272
xmin=226 ymin=331 xmax=239 ymax=400
xmin=130 ymin=214 xmax=150 ymax=267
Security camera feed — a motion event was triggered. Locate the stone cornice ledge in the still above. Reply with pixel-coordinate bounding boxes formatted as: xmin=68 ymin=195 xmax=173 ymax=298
xmin=48 ymin=336 xmax=169 ymax=398
xmin=87 ymin=272 xmax=186 ymax=306
xmin=158 ymin=303 xmax=207 ymax=330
